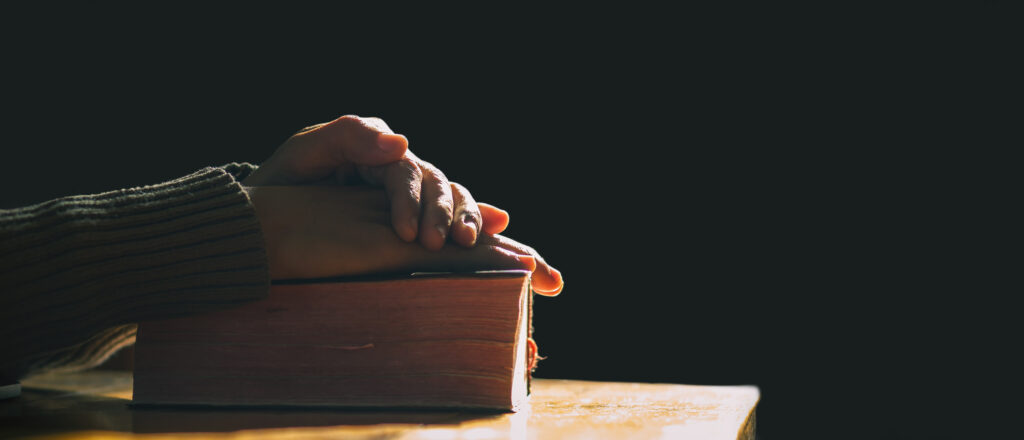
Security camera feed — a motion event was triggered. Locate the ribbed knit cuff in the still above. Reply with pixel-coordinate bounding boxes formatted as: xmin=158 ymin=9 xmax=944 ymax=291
xmin=221 ymin=162 xmax=259 ymax=182
xmin=0 ymin=166 xmax=270 ymax=381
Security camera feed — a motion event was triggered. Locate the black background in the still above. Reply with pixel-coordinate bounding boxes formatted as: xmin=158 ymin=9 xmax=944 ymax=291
xmin=0 ymin=5 xmax=1009 ymax=439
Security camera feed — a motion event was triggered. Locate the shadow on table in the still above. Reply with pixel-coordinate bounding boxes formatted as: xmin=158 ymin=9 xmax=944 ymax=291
xmin=2 ymin=386 xmax=507 ymax=435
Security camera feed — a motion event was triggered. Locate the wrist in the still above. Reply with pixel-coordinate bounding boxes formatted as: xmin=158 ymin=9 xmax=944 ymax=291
xmin=242 ymin=186 xmax=287 ymax=280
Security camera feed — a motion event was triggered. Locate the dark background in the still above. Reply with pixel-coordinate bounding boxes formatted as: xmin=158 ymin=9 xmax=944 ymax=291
xmin=1 ymin=5 xmax=1008 ymax=439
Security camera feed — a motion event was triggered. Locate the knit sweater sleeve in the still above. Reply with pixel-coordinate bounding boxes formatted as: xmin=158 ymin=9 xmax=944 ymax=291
xmin=0 ymin=164 xmax=270 ymax=382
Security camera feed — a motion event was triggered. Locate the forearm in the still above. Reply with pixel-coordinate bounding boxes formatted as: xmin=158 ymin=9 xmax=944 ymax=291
xmin=0 ymin=165 xmax=269 ymax=381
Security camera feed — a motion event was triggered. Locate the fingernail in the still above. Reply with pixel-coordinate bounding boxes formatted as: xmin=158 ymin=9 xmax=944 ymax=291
xmin=533 ymin=266 xmax=563 ymax=296
xmin=549 ymin=266 xmax=563 ymax=287
xmin=435 ymin=225 xmax=447 ymax=241
xmin=516 ymin=255 xmax=537 ymax=272
xmin=377 ymin=133 xmax=407 ymax=152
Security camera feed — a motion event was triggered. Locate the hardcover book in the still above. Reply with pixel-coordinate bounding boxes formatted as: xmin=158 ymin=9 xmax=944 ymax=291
xmin=132 ymin=270 xmax=535 ymax=411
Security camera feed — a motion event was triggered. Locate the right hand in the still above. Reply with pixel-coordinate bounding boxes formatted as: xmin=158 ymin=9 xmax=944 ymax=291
xmin=245 ymin=185 xmax=563 ymax=295
xmin=242 ymin=115 xmax=508 ymax=250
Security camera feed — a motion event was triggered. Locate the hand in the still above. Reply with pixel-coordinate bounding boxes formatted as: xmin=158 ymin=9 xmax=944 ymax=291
xmin=245 ymin=185 xmax=563 ymax=296
xmin=242 ymin=115 xmax=501 ymax=250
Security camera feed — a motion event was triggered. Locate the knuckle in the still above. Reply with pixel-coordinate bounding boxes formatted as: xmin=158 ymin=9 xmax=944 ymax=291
xmin=450 ymin=181 xmax=469 ymax=194
xmin=337 ymin=114 xmax=362 ymax=124
xmin=393 ymin=157 xmax=423 ymax=180
xmin=332 ymin=114 xmax=364 ymax=131
xmin=450 ymin=181 xmax=476 ymax=204
xmin=462 ymin=210 xmax=482 ymax=225
xmin=358 ymin=116 xmax=391 ymax=133
xmin=432 ymin=200 xmax=455 ymax=219
xmin=436 ymin=198 xmax=455 ymax=212
xmin=421 ymin=162 xmax=448 ymax=182
xmin=400 ymin=186 xmax=422 ymax=206
xmin=389 ymin=180 xmax=421 ymax=204
xmin=400 ymin=156 xmax=421 ymax=173
xmin=333 ymin=115 xmax=371 ymax=134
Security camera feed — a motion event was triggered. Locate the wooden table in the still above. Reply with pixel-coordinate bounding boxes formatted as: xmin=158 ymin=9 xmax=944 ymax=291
xmin=1 ymin=371 xmax=758 ymax=439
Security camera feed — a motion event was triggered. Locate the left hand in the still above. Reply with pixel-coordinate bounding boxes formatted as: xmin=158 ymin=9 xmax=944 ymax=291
xmin=246 ymin=185 xmax=563 ymax=295
xmin=243 ymin=115 xmax=503 ymax=250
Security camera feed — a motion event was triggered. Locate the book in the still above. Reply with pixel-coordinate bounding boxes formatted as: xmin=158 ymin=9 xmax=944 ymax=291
xmin=132 ymin=270 xmax=535 ymax=411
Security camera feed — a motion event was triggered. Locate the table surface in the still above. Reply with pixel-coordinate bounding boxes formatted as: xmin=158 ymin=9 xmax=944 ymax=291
xmin=1 ymin=371 xmax=758 ymax=440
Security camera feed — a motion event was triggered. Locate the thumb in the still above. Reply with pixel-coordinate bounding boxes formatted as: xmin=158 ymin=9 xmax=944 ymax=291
xmin=294 ymin=115 xmax=409 ymax=168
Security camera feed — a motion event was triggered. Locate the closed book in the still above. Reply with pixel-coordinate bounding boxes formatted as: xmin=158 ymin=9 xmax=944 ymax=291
xmin=132 ymin=270 xmax=534 ymax=411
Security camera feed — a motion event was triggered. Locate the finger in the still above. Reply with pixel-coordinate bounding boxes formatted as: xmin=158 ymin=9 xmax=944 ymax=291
xmin=356 ymin=150 xmax=431 ymax=243
xmin=358 ymin=117 xmax=408 ymax=154
xmin=410 ymin=244 xmax=537 ymax=274
xmin=478 ymin=203 xmax=509 ymax=235
xmin=360 ymin=117 xmax=395 ymax=134
xmin=417 ymin=162 xmax=455 ymax=251
xmin=480 ymin=234 xmax=563 ymax=296
xmin=293 ymin=115 xmax=409 ymax=173
xmin=374 ymin=158 xmax=423 ymax=242
xmin=449 ymin=182 xmax=482 ymax=248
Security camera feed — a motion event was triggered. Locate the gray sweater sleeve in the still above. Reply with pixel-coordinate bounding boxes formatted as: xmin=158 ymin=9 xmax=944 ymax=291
xmin=0 ymin=164 xmax=270 ymax=382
